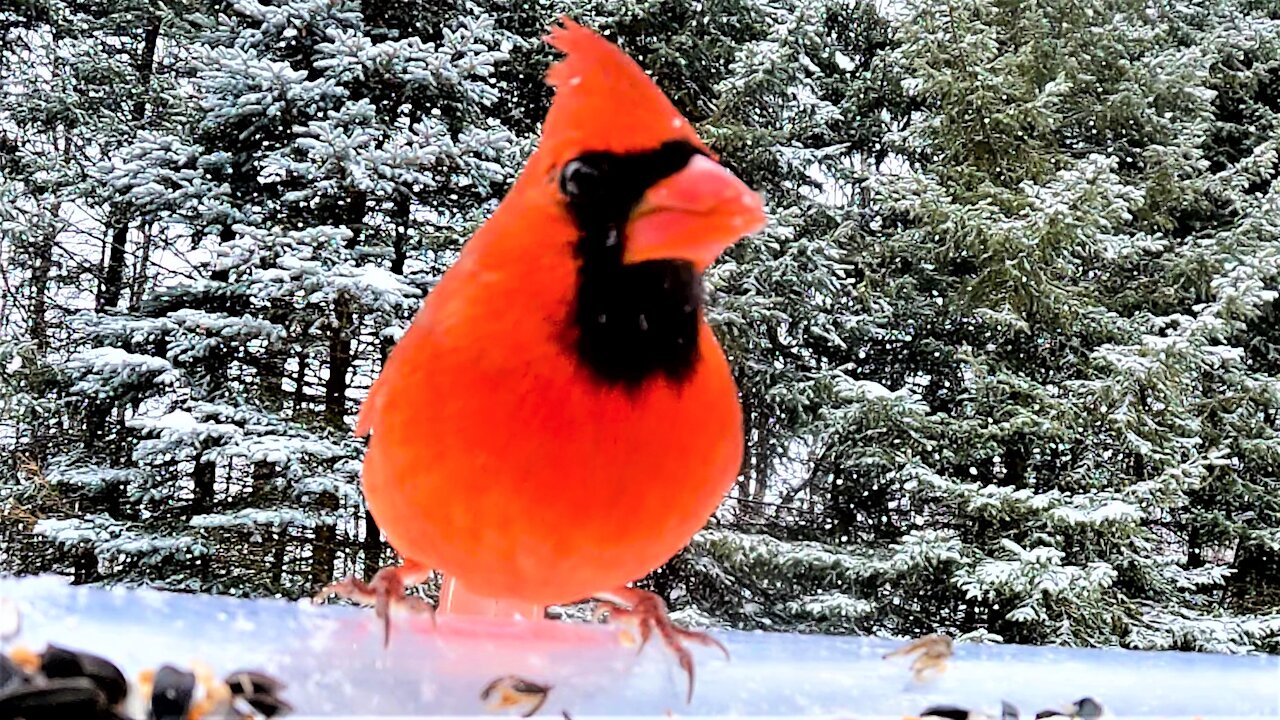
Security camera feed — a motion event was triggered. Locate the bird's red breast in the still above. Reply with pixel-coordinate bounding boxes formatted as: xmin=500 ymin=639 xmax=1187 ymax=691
xmin=356 ymin=18 xmax=765 ymax=606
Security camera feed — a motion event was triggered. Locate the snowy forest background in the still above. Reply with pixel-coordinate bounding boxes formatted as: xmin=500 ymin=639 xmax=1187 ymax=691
xmin=2 ymin=0 xmax=1280 ymax=653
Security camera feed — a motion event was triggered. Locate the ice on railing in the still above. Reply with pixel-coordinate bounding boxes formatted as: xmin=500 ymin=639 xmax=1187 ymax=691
xmin=1 ymin=575 xmax=1278 ymax=718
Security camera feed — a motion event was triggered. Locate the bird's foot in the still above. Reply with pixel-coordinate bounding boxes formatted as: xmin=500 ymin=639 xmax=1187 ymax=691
xmin=592 ymin=587 xmax=728 ymax=704
xmin=314 ymin=562 xmax=435 ymax=648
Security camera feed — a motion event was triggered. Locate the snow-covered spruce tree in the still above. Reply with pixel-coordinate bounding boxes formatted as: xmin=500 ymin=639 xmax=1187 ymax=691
xmin=681 ymin=0 xmax=1280 ymax=650
xmin=1136 ymin=0 xmax=1280 ymax=641
xmin=22 ymin=0 xmax=522 ymax=595
xmin=0 ymin=0 xmax=203 ymax=578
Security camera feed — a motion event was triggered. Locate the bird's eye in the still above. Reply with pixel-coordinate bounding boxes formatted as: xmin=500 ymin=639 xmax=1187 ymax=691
xmin=560 ymin=158 xmax=601 ymax=199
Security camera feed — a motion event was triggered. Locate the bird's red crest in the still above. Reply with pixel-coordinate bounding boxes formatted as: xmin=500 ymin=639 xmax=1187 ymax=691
xmin=541 ymin=17 xmax=709 ymax=157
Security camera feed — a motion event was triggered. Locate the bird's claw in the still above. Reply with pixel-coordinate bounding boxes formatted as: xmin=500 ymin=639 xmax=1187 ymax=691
xmin=314 ymin=565 xmax=435 ymax=648
xmin=593 ymin=589 xmax=728 ymax=704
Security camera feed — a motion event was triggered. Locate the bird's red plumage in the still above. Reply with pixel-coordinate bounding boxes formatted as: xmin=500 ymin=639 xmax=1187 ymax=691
xmin=541 ymin=18 xmax=710 ymax=157
xmin=355 ymin=18 xmax=754 ymax=606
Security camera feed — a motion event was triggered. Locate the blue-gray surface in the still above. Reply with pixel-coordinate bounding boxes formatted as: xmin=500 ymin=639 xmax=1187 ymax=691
xmin=1 ymin=575 xmax=1277 ymax=718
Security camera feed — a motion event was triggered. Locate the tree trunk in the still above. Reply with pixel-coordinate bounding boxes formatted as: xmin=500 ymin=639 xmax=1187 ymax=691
xmin=312 ymin=292 xmax=353 ymax=582
xmin=184 ymin=228 xmax=234 ymax=521
xmin=743 ymin=408 xmax=770 ymax=521
xmin=260 ymin=307 xmax=290 ymax=411
xmin=72 ymin=548 xmax=101 ymax=585
xmin=87 ymin=18 xmax=162 ymax=447
xmin=24 ymin=202 xmax=60 ymax=468
xmin=1002 ymin=435 xmax=1028 ymax=487
xmin=1187 ymin=523 xmax=1204 ymax=569
xmin=97 ymin=211 xmax=130 ymax=312
xmin=292 ymin=353 xmax=307 ymax=411
xmin=378 ymin=194 xmax=410 ymax=360
xmin=192 ymin=456 xmax=216 ymax=515
xmin=312 ymin=189 xmax=369 ymax=586
xmin=309 ymin=494 xmax=338 ymax=586
xmin=131 ymin=20 xmax=161 ymax=121
xmin=362 ymin=507 xmax=382 ymax=578
xmin=272 ymin=531 xmax=288 ymax=592
xmin=734 ymin=395 xmax=755 ymax=518
xmin=28 ymin=209 xmax=57 ymax=356
xmin=324 ymin=294 xmax=354 ymax=428
xmin=97 ymin=19 xmax=160 ymax=312
xmin=128 ymin=224 xmax=153 ymax=312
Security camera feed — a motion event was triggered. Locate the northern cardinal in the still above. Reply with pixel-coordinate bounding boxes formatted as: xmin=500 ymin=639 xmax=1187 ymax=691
xmin=318 ymin=17 xmax=766 ymax=700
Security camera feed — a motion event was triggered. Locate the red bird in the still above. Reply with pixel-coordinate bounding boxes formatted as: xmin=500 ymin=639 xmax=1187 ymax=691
xmin=319 ymin=18 xmax=766 ymax=699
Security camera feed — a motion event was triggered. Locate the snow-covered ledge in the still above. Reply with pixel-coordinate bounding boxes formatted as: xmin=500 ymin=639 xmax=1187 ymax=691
xmin=1 ymin=575 xmax=1275 ymax=718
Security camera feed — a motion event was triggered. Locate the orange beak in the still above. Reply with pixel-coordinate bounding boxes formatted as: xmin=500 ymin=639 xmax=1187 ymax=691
xmin=623 ymin=154 xmax=766 ymax=271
